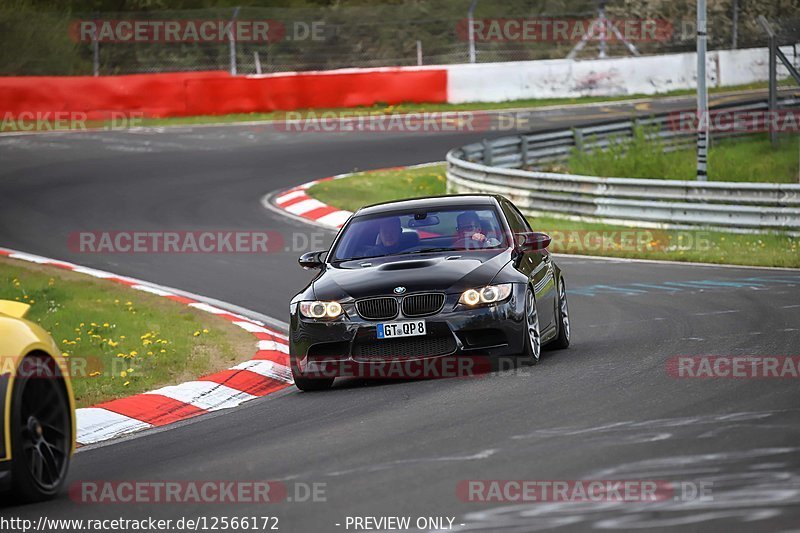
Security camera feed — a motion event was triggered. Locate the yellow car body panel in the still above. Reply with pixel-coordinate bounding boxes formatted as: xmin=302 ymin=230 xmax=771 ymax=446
xmin=0 ymin=300 xmax=77 ymax=464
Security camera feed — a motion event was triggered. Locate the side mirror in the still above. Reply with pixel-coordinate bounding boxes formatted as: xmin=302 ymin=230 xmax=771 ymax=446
xmin=299 ymin=250 xmax=327 ymax=269
xmin=516 ymin=232 xmax=551 ymax=252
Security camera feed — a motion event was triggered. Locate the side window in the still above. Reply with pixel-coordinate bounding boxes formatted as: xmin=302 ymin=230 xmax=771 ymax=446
xmin=501 ymin=200 xmax=531 ymax=234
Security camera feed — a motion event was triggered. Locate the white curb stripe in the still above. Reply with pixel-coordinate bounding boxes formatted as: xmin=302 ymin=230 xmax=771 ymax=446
xmin=316 ymin=210 xmax=353 ymax=228
xmin=131 ymin=284 xmax=174 ymax=296
xmin=76 ymin=408 xmax=154 ymax=445
xmin=231 ymin=360 xmax=293 ymax=383
xmin=257 ymin=340 xmax=290 ymax=354
xmin=144 ymin=381 xmax=259 ymax=412
xmin=285 ymin=198 xmax=327 ymax=215
xmin=276 ymin=189 xmax=307 ymax=204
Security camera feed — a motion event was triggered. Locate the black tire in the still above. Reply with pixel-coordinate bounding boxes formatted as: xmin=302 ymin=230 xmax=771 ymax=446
xmin=10 ymin=354 xmax=72 ymax=503
xmin=552 ymin=276 xmax=571 ymax=350
xmin=520 ymin=286 xmax=541 ymax=365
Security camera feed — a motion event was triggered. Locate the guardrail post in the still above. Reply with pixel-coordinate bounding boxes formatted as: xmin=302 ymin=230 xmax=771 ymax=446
xmin=520 ymin=135 xmax=529 ymax=167
xmin=573 ymin=129 xmax=584 ymax=152
xmin=482 ymin=139 xmax=494 ymax=166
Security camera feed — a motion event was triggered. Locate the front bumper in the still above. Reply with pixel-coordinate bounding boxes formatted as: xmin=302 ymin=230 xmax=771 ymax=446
xmin=289 ymin=284 xmax=527 ymax=378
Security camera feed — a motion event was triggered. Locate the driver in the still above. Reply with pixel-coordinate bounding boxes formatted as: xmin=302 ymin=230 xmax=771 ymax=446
xmin=375 ymin=217 xmax=405 ymax=254
xmin=454 ymin=211 xmax=500 ymax=249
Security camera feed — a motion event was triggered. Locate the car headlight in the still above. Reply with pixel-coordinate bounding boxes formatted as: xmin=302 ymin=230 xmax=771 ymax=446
xmin=299 ymin=301 xmax=343 ymax=319
xmin=459 ymin=283 xmax=513 ymax=306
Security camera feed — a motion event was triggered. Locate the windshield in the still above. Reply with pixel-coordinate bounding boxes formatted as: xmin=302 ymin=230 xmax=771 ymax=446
xmin=331 ymin=206 xmax=507 ymax=262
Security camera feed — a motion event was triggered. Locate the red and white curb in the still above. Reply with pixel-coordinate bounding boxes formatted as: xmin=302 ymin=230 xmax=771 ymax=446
xmin=267 ymin=163 xmax=442 ymax=230
xmin=0 ymin=247 xmax=292 ymax=446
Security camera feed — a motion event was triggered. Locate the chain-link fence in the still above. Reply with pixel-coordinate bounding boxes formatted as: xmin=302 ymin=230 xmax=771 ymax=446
xmin=1 ymin=0 xmax=798 ymax=76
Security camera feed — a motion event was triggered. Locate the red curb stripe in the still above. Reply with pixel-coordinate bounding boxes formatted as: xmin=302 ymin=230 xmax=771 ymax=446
xmin=107 ymin=277 xmax=137 ymax=286
xmin=0 ymin=250 xmax=11 ymax=256
xmin=49 ymin=261 xmax=77 ymax=269
xmin=201 ymin=369 xmax=288 ymax=396
xmin=97 ymin=394 xmax=207 ymax=426
xmin=165 ymin=294 xmax=199 ymax=305
xmin=302 ymin=205 xmax=339 ymax=221
xmin=253 ymin=350 xmax=290 ymax=366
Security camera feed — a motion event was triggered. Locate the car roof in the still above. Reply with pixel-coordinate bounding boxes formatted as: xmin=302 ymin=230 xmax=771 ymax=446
xmin=355 ymin=194 xmax=503 ymax=217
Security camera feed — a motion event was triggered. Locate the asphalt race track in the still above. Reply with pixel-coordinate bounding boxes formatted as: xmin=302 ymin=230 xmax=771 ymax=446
xmin=1 ymin=93 xmax=799 ymax=531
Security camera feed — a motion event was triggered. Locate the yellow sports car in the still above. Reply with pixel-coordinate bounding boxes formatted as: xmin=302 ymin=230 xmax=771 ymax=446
xmin=0 ymin=300 xmax=75 ymax=502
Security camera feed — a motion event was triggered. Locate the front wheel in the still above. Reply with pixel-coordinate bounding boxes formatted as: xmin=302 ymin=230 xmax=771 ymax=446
xmin=10 ymin=355 xmax=72 ymax=503
xmin=520 ymin=286 xmax=541 ymax=365
xmin=552 ymin=277 xmax=571 ymax=350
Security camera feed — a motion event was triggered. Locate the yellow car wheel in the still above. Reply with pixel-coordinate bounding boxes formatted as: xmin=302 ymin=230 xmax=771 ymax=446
xmin=10 ymin=354 xmax=72 ymax=502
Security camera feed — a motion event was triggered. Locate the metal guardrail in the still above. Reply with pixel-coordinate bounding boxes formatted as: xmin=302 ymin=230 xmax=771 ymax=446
xmin=447 ymin=97 xmax=800 ymax=233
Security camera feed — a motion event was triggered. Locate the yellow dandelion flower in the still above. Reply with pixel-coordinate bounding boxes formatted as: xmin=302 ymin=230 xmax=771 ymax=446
xmin=193 ymin=331 xmax=201 ymax=337
xmin=120 ymin=371 xmax=127 ymax=378
xmin=89 ymin=371 xmax=101 ymax=377
xmin=123 ymin=381 xmax=130 ymax=386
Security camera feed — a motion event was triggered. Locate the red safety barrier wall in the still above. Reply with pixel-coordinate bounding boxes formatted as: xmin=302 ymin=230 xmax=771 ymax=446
xmin=0 ymin=68 xmax=448 ymax=119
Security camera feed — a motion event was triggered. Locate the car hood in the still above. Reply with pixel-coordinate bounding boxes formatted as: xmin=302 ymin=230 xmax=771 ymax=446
xmin=313 ymin=250 xmax=512 ymax=301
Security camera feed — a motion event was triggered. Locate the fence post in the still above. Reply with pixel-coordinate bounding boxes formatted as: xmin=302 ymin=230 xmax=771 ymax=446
xmin=91 ymin=13 xmax=99 ymax=76
xmin=254 ymin=51 xmax=262 ymax=75
xmin=229 ymin=7 xmax=241 ymax=76
xmin=416 ymin=40 xmax=423 ymax=66
xmin=468 ymin=0 xmax=478 ymax=63
xmin=757 ymin=16 xmax=778 ymax=149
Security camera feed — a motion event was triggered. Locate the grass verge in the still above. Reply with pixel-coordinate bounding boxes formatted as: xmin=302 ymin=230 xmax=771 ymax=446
xmin=306 ymin=164 xmax=799 ymax=268
xmin=0 ymin=257 xmax=255 ymax=408
xmin=562 ymin=131 xmax=800 ymax=184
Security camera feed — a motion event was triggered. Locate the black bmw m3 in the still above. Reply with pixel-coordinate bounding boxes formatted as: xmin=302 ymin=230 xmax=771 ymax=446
xmin=289 ymin=194 xmax=570 ymax=391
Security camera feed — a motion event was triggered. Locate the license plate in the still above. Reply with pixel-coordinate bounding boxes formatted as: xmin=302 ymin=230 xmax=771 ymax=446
xmin=377 ymin=320 xmax=427 ymax=339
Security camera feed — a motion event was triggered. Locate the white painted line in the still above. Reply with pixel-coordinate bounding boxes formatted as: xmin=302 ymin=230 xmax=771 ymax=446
xmin=144 ymin=381 xmax=258 ymax=411
xmin=76 ymin=408 xmax=154 ymax=445
xmin=692 ymin=310 xmax=741 ymax=316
